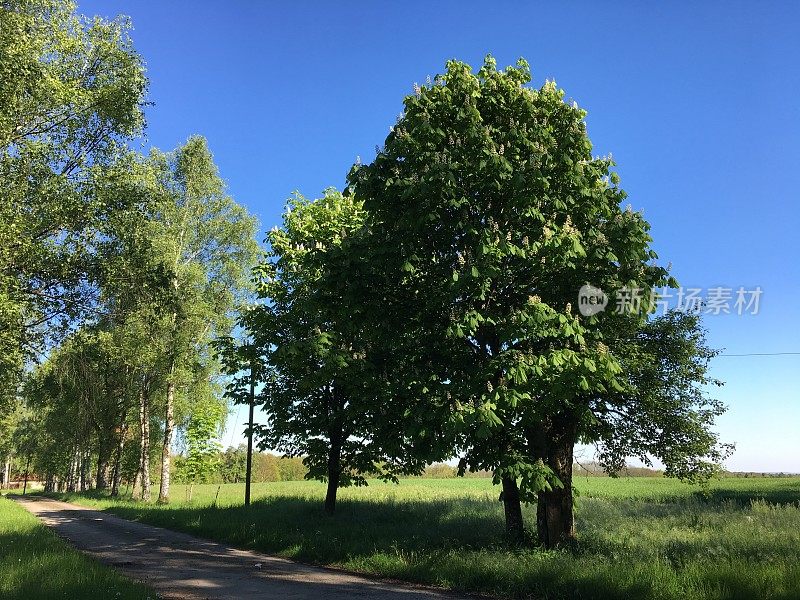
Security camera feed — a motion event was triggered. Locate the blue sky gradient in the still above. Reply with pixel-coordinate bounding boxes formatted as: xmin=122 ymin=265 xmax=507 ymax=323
xmin=80 ymin=1 xmax=800 ymax=472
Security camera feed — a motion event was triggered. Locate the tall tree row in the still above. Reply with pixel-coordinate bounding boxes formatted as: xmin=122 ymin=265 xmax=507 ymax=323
xmin=12 ymin=138 xmax=258 ymax=500
xmin=1 ymin=1 xmax=259 ymax=501
xmin=134 ymin=138 xmax=259 ymax=502
xmin=1 ymin=0 xmax=146 ymax=488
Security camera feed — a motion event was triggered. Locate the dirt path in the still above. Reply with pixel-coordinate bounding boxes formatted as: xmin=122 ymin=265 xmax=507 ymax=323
xmin=13 ymin=495 xmax=462 ymax=600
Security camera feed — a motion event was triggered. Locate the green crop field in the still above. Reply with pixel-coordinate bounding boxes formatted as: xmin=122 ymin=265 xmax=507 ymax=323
xmin=48 ymin=476 xmax=800 ymax=599
xmin=0 ymin=496 xmax=154 ymax=600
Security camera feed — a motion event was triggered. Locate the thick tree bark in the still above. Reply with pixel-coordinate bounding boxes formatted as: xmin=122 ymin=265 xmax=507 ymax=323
xmin=535 ymin=416 xmax=577 ymax=548
xmin=501 ymin=476 xmax=525 ymax=541
xmin=138 ymin=385 xmax=151 ymax=502
xmin=158 ymin=379 xmax=175 ymax=504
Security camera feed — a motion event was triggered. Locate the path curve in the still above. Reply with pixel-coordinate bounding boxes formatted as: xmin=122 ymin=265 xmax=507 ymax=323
xmin=13 ymin=495 xmax=465 ymax=600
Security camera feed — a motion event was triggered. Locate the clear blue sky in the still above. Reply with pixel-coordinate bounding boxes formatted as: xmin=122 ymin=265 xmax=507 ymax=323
xmin=81 ymin=1 xmax=800 ymax=472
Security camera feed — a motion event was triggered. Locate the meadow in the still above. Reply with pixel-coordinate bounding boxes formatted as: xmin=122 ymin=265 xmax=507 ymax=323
xmin=47 ymin=476 xmax=800 ymax=600
xmin=0 ymin=496 xmax=155 ymax=600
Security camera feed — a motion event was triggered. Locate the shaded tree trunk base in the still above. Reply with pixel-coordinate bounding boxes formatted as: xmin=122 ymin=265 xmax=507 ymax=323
xmin=536 ymin=487 xmax=576 ymax=548
xmin=324 ymin=438 xmax=342 ymax=515
xmin=535 ymin=418 xmax=577 ymax=549
xmin=324 ymin=477 xmax=338 ymax=515
xmin=501 ymin=476 xmax=525 ymax=543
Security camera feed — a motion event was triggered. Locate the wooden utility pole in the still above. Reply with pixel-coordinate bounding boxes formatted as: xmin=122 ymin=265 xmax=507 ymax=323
xmin=244 ymin=353 xmax=255 ymax=507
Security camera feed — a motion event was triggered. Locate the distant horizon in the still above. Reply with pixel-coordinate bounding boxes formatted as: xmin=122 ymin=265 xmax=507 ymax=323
xmin=223 ymin=403 xmax=796 ymax=475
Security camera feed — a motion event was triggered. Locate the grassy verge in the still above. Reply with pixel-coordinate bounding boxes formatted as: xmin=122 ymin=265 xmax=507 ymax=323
xmin=0 ymin=495 xmax=155 ymax=600
xmin=48 ymin=478 xmax=800 ymax=600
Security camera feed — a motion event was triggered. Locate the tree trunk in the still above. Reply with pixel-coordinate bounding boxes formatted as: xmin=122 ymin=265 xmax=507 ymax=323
xmin=501 ymin=475 xmax=525 ymax=541
xmin=131 ymin=465 xmax=140 ymax=496
xmin=65 ymin=453 xmax=73 ymax=492
xmin=22 ymin=455 xmax=31 ymax=495
xmin=536 ymin=485 xmax=574 ymax=547
xmin=324 ymin=433 xmax=342 ymax=515
xmin=536 ymin=417 xmax=577 ymax=548
xmin=245 ymin=357 xmax=255 ymax=506
xmin=158 ymin=380 xmax=175 ymax=504
xmin=324 ymin=384 xmax=344 ymax=515
xmin=111 ymin=423 xmax=127 ymax=497
xmin=96 ymin=458 xmax=110 ymax=490
xmin=324 ymin=457 xmax=340 ymax=515
xmin=96 ymin=436 xmax=112 ymax=491
xmin=80 ymin=450 xmax=89 ymax=492
xmin=2 ymin=457 xmax=10 ymax=489
xmin=138 ymin=385 xmax=151 ymax=502
xmin=66 ymin=447 xmax=78 ymax=492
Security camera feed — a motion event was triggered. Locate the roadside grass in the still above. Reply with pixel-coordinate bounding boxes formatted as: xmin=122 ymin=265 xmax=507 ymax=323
xmin=48 ymin=477 xmax=800 ymax=600
xmin=0 ymin=495 xmax=155 ymax=600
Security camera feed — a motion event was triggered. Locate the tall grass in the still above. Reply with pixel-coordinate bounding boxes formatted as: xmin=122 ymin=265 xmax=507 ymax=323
xmin=52 ymin=477 xmax=800 ymax=599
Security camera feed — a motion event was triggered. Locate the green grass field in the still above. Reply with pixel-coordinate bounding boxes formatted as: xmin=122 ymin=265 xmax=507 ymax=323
xmin=49 ymin=477 xmax=800 ymax=599
xmin=0 ymin=495 xmax=155 ymax=600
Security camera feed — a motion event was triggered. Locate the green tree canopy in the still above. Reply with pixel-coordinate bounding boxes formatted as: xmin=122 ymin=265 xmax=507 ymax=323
xmin=250 ymin=189 xmax=426 ymax=513
xmin=349 ymin=56 xmax=730 ymax=545
xmin=0 ymin=0 xmax=147 ymax=386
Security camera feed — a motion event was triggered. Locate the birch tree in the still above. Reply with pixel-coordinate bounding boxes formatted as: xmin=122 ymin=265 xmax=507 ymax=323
xmin=0 ymin=0 xmax=146 ymax=383
xmin=145 ymin=137 xmax=259 ymax=503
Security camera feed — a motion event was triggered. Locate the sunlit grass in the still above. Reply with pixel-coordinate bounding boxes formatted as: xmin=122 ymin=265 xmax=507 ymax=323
xmin=51 ymin=477 xmax=800 ymax=599
xmin=0 ymin=495 xmax=155 ymax=600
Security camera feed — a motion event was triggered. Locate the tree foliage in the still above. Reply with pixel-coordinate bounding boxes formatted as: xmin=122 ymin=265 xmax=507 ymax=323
xmin=177 ymin=394 xmax=224 ymax=496
xmin=249 ymin=189 xmax=425 ymax=512
xmin=0 ymin=0 xmax=146 ymax=385
xmin=348 ymin=56 xmax=730 ymax=544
